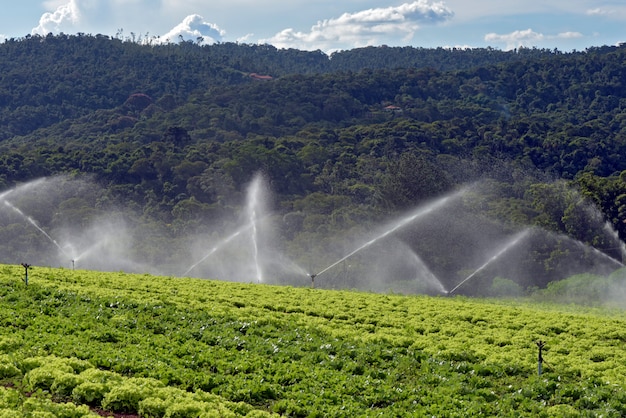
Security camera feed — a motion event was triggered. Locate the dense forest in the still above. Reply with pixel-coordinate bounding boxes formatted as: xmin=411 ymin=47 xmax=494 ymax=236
xmin=1 ymin=33 xmax=626 ymax=295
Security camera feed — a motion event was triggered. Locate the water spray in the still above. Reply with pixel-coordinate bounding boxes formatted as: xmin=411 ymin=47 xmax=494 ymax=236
xmin=313 ymin=188 xmax=468 ymax=280
xmin=603 ymin=220 xmax=626 ymax=263
xmin=246 ymin=175 xmax=264 ymax=283
xmin=448 ymin=229 xmax=531 ymax=295
xmin=572 ymin=240 xmax=625 ymax=269
xmin=3 ymin=200 xmax=73 ymax=260
xmin=182 ymin=227 xmax=248 ymax=276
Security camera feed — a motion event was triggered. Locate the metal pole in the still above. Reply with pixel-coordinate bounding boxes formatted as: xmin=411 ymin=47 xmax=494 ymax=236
xmin=21 ymin=263 xmax=31 ymax=286
xmin=536 ymin=340 xmax=545 ymax=376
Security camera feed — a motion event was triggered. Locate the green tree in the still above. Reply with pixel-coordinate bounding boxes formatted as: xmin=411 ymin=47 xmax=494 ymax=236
xmin=378 ymin=153 xmax=451 ymax=210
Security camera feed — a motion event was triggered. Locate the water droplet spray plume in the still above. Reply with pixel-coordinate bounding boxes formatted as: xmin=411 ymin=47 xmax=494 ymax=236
xmin=3 ymin=175 xmax=624 ymax=296
xmin=572 ymin=236 xmax=625 ymax=269
xmin=312 ymin=187 xmax=469 ymax=280
xmin=72 ymin=236 xmax=113 ymax=264
xmin=183 ymin=226 xmax=248 ymax=276
xmin=448 ymin=228 xmax=531 ymax=295
xmin=247 ymin=175 xmax=263 ymax=283
xmin=181 ymin=173 xmax=312 ymax=282
xmin=410 ymin=250 xmax=447 ymax=294
xmin=3 ymin=200 xmax=73 ymax=260
xmin=182 ymin=174 xmax=268 ymax=280
xmin=602 ymin=220 xmax=626 ymax=264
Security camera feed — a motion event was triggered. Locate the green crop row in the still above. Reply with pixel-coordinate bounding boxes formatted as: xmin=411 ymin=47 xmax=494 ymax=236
xmin=0 ymin=354 xmax=274 ymax=417
xmin=1 ymin=264 xmax=626 ymax=416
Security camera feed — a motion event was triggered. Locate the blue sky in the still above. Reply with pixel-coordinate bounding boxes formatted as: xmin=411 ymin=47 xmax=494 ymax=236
xmin=1 ymin=0 xmax=624 ymax=53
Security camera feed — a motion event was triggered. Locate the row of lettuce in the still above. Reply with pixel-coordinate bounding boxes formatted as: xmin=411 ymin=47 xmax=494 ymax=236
xmin=0 ymin=265 xmax=625 ymax=416
xmin=0 ymin=355 xmax=270 ymax=417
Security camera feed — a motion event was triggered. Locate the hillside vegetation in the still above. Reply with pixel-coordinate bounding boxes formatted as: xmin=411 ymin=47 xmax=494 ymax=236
xmin=2 ymin=36 xmax=626 ymax=417
xmin=1 ymin=35 xmax=626 ymax=295
xmin=0 ymin=265 xmax=626 ymax=416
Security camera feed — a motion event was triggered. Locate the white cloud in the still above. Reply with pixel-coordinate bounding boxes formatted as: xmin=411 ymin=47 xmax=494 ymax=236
xmin=32 ymin=0 xmax=81 ymax=35
xmin=585 ymin=6 xmax=626 ymax=19
xmin=28 ymin=1 xmax=224 ymax=44
xmin=484 ymin=29 xmax=543 ymax=50
xmin=29 ymin=0 xmax=191 ymax=40
xmin=557 ymin=31 xmax=584 ymax=40
xmin=156 ymin=14 xmax=225 ymax=44
xmin=260 ymin=0 xmax=454 ymax=52
xmin=16 ymin=0 xmax=620 ymax=52
xmin=586 ymin=8 xmax=609 ymax=16
xmin=485 ymin=28 xmax=583 ymax=50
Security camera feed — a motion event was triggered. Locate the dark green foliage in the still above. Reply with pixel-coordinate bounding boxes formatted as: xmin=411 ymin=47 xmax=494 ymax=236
xmin=2 ymin=35 xmax=626 ymax=291
xmin=379 ymin=152 xmax=452 ymax=210
xmin=532 ymin=269 xmax=626 ymax=306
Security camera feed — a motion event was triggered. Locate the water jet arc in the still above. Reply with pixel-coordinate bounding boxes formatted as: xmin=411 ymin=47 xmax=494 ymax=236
xmin=3 ymin=200 xmax=72 ymax=260
xmin=246 ymin=175 xmax=264 ymax=283
xmin=448 ymin=229 xmax=530 ymax=295
xmin=314 ymin=188 xmax=467 ymax=280
xmin=183 ymin=225 xmax=250 ymax=276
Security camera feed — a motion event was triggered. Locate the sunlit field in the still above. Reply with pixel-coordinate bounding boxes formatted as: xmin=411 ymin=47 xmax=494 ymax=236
xmin=0 ymin=264 xmax=625 ymax=416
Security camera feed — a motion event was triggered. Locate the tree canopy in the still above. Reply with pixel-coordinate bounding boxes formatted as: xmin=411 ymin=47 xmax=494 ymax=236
xmin=1 ymin=34 xmax=626 ymax=291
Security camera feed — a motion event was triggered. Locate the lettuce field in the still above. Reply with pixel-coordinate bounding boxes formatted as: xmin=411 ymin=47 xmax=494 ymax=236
xmin=0 ymin=264 xmax=626 ymax=417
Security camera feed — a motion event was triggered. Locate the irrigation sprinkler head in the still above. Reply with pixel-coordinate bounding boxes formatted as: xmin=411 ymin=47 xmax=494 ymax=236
xmin=21 ymin=263 xmax=31 ymax=285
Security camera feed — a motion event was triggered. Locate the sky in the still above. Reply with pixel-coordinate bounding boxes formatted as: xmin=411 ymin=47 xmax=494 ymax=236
xmin=0 ymin=0 xmax=624 ymax=54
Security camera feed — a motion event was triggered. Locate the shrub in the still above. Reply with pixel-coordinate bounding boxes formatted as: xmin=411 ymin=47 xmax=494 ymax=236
xmin=533 ymin=273 xmax=608 ymax=305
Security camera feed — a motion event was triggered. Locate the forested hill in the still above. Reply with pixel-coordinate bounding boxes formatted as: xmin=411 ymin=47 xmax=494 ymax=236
xmin=1 ymin=34 xmax=626 ymax=291
xmin=0 ymin=33 xmax=558 ymax=139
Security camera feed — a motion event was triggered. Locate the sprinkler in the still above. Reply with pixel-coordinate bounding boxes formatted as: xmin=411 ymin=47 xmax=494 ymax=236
xmin=21 ymin=263 xmax=31 ymax=286
xmin=536 ymin=340 xmax=546 ymax=376
xmin=309 ymin=274 xmax=316 ymax=288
